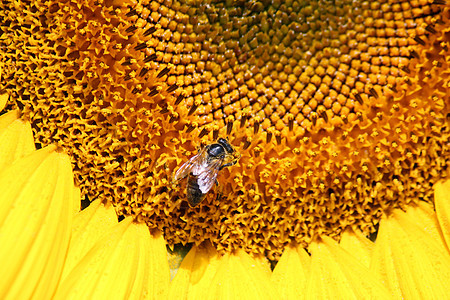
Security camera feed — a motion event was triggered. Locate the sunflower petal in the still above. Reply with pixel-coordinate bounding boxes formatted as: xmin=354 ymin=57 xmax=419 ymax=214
xmin=339 ymin=228 xmax=374 ymax=267
xmin=271 ymin=245 xmax=310 ymax=299
xmin=61 ymin=201 xmax=118 ymax=280
xmin=0 ymin=117 xmax=36 ymax=169
xmin=0 ymin=110 xmax=20 ymax=130
xmin=147 ymin=229 xmax=171 ymax=298
xmin=169 ymin=243 xmax=220 ymax=299
xmin=434 ymin=180 xmax=450 ymax=252
xmin=0 ymin=146 xmax=76 ymax=299
xmin=370 ymin=203 xmax=450 ymax=299
xmin=54 ymin=219 xmax=170 ymax=299
xmin=403 ymin=201 xmax=447 ymax=246
xmin=72 ymin=185 xmax=81 ymax=214
xmin=207 ymin=250 xmax=277 ymax=299
xmin=306 ymin=236 xmax=391 ymax=299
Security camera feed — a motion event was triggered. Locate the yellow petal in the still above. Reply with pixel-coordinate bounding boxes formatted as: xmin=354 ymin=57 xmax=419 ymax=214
xmin=306 ymin=236 xmax=391 ymax=299
xmin=169 ymin=243 xmax=221 ymax=299
xmin=0 ymin=92 xmax=8 ymax=112
xmin=54 ymin=219 xmax=170 ymax=299
xmin=271 ymin=245 xmax=310 ymax=299
xmin=0 ymin=146 xmax=76 ymax=299
xmin=0 ymin=110 xmax=20 ymax=130
xmin=72 ymin=185 xmax=81 ymax=214
xmin=370 ymin=204 xmax=450 ymax=299
xmin=207 ymin=250 xmax=277 ymax=299
xmin=0 ymin=116 xmax=36 ymax=169
xmin=61 ymin=201 xmax=118 ymax=280
xmin=339 ymin=228 xmax=374 ymax=267
xmin=146 ymin=229 xmax=171 ymax=298
xmin=434 ymin=179 xmax=450 ymax=253
xmin=404 ymin=201 xmax=447 ymax=246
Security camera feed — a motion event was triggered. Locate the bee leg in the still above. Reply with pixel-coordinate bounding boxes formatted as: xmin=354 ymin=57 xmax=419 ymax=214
xmin=215 ymin=180 xmax=224 ymax=202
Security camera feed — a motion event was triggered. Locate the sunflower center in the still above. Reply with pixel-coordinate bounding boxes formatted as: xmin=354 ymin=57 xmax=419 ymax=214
xmin=1 ymin=0 xmax=449 ymax=260
xmin=171 ymin=0 xmax=438 ymax=136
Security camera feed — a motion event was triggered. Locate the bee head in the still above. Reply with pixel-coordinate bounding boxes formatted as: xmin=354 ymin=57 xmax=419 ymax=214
xmin=208 ymin=138 xmax=241 ymax=170
xmin=217 ymin=138 xmax=234 ymax=154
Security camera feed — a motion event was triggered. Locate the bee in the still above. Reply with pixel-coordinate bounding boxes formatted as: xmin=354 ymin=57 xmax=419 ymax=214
xmin=173 ymin=138 xmax=240 ymax=207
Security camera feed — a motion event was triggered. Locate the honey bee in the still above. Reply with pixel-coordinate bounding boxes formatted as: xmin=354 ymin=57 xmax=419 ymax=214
xmin=174 ymin=138 xmax=240 ymax=207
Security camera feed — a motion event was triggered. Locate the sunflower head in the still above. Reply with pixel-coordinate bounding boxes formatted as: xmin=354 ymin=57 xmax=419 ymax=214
xmin=1 ymin=0 xmax=449 ymax=259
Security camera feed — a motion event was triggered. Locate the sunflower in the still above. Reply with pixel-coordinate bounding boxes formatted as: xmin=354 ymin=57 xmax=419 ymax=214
xmin=1 ymin=0 xmax=450 ymax=298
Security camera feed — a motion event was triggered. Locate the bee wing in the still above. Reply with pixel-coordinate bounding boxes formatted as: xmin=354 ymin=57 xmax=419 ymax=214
xmin=196 ymin=158 xmax=223 ymax=194
xmin=173 ymin=148 xmax=207 ymax=181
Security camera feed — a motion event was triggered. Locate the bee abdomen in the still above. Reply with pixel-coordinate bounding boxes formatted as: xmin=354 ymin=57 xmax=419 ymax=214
xmin=187 ymin=175 xmax=205 ymax=207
